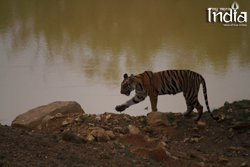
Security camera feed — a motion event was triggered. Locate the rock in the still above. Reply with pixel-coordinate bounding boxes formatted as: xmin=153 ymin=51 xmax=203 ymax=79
xmin=113 ymin=127 xmax=124 ymax=134
xmin=62 ymin=131 xmax=87 ymax=143
xmin=158 ymin=141 xmax=167 ymax=149
xmin=241 ymin=162 xmax=248 ymax=167
xmin=128 ymin=124 xmax=140 ymax=134
xmin=11 ymin=101 xmax=84 ymax=130
xmin=95 ymin=115 xmax=101 ymax=121
xmin=231 ymin=122 xmax=250 ymax=129
xmin=87 ymin=127 xmax=103 ymax=137
xmin=75 ymin=115 xmax=84 ymax=122
xmin=146 ymin=111 xmax=170 ymax=127
xmin=62 ymin=120 xmax=70 ymax=126
xmin=199 ymin=162 xmax=206 ymax=167
xmin=62 ymin=117 xmax=74 ymax=126
xmin=55 ymin=113 xmax=63 ymax=118
xmin=86 ymin=134 xmax=95 ymax=141
xmin=229 ymin=147 xmax=243 ymax=151
xmin=189 ymin=151 xmax=206 ymax=162
xmin=106 ymin=114 xmax=112 ymax=120
xmin=144 ymin=126 xmax=153 ymax=132
xmin=87 ymin=127 xmax=110 ymax=142
xmin=106 ymin=130 xmax=116 ymax=140
xmin=217 ymin=156 xmax=229 ymax=164
xmin=190 ymin=138 xmax=199 ymax=143
xmin=244 ymin=109 xmax=249 ymax=113
xmin=197 ymin=121 xmax=207 ymax=129
xmin=183 ymin=138 xmax=190 ymax=143
xmin=97 ymin=129 xmax=110 ymax=142
xmin=170 ymin=150 xmax=188 ymax=159
xmin=112 ymin=119 xmax=119 ymax=125
xmin=42 ymin=115 xmax=54 ymax=122
xmin=123 ymin=116 xmax=131 ymax=122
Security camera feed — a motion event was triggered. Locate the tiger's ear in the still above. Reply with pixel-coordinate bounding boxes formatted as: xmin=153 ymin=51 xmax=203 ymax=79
xmin=124 ymin=73 xmax=128 ymax=79
xmin=129 ymin=74 xmax=134 ymax=81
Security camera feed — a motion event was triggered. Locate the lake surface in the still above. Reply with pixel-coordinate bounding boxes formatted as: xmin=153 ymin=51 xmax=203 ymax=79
xmin=0 ymin=0 xmax=250 ymax=125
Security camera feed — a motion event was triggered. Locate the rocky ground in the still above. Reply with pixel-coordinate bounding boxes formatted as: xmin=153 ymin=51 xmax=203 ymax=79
xmin=1 ymin=100 xmax=250 ymax=167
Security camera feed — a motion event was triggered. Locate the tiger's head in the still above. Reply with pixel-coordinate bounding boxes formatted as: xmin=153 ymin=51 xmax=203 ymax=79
xmin=120 ymin=73 xmax=136 ymax=96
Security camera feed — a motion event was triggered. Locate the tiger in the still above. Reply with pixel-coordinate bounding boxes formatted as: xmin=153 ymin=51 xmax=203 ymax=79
xmin=115 ymin=70 xmax=219 ymax=121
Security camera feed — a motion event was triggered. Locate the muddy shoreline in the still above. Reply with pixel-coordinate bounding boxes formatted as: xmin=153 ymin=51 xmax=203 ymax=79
xmin=1 ymin=100 xmax=250 ymax=167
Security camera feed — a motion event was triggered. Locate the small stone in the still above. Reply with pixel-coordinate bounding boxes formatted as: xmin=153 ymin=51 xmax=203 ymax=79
xmin=128 ymin=124 xmax=140 ymax=134
xmin=95 ymin=115 xmax=101 ymax=121
xmin=189 ymin=151 xmax=206 ymax=162
xmin=183 ymin=138 xmax=190 ymax=143
xmin=113 ymin=127 xmax=124 ymax=133
xmin=227 ymin=109 xmax=233 ymax=113
xmin=217 ymin=156 xmax=229 ymax=164
xmin=146 ymin=111 xmax=170 ymax=127
xmin=165 ymin=150 xmax=171 ymax=157
xmin=106 ymin=114 xmax=112 ymax=120
xmin=86 ymin=134 xmax=95 ymax=141
xmin=97 ymin=130 xmax=110 ymax=142
xmin=37 ymin=124 xmax=43 ymax=130
xmin=244 ymin=109 xmax=249 ymax=113
xmin=105 ymin=130 xmax=116 ymax=140
xmin=62 ymin=131 xmax=87 ymax=143
xmin=171 ymin=156 xmax=179 ymax=160
xmin=123 ymin=116 xmax=131 ymax=122
xmin=199 ymin=162 xmax=206 ymax=167
xmin=158 ymin=141 xmax=167 ymax=148
xmin=229 ymin=147 xmax=242 ymax=151
xmin=144 ymin=126 xmax=153 ymax=132
xmin=62 ymin=120 xmax=70 ymax=126
xmin=42 ymin=115 xmax=53 ymax=122
xmin=75 ymin=116 xmax=83 ymax=122
xmin=55 ymin=113 xmax=63 ymax=118
xmin=190 ymin=138 xmax=199 ymax=143
xmin=112 ymin=119 xmax=119 ymax=125
xmin=241 ymin=162 xmax=248 ymax=167
xmin=197 ymin=121 xmax=206 ymax=129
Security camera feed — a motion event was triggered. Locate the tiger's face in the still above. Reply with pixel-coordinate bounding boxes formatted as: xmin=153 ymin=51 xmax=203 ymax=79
xmin=120 ymin=73 xmax=135 ymax=96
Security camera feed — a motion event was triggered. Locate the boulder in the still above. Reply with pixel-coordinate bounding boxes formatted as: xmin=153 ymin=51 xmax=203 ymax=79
xmin=11 ymin=101 xmax=84 ymax=130
xmin=146 ymin=112 xmax=170 ymax=127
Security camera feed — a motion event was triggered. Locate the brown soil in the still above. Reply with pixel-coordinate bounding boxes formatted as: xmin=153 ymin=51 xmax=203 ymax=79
xmin=1 ymin=100 xmax=250 ymax=167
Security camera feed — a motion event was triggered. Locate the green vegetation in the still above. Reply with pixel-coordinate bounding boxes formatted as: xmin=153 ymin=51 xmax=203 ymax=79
xmin=124 ymin=122 xmax=130 ymax=126
xmin=166 ymin=113 xmax=175 ymax=123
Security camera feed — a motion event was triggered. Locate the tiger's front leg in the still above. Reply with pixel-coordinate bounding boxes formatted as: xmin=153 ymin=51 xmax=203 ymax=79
xmin=149 ymin=93 xmax=158 ymax=111
xmin=115 ymin=104 xmax=127 ymax=112
xmin=115 ymin=93 xmax=147 ymax=112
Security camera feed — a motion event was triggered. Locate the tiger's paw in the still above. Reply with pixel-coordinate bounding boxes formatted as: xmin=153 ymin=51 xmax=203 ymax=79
xmin=115 ymin=104 xmax=127 ymax=112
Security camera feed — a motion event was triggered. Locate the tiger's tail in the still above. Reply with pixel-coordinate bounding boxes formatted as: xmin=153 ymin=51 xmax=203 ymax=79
xmin=201 ymin=77 xmax=219 ymax=120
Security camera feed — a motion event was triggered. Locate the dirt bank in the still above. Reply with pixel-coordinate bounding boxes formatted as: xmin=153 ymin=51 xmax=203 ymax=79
xmin=1 ymin=100 xmax=250 ymax=167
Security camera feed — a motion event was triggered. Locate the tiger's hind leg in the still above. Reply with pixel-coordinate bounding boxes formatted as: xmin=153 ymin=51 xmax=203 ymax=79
xmin=183 ymin=92 xmax=203 ymax=121
xmin=183 ymin=105 xmax=194 ymax=116
xmin=183 ymin=92 xmax=194 ymax=116
xmin=194 ymin=101 xmax=203 ymax=121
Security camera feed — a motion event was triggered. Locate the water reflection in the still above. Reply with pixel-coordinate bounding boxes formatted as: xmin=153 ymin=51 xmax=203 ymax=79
xmin=0 ymin=0 xmax=249 ymax=125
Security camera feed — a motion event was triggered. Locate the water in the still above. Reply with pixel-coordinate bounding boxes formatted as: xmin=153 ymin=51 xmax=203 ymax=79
xmin=0 ymin=0 xmax=250 ymax=125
